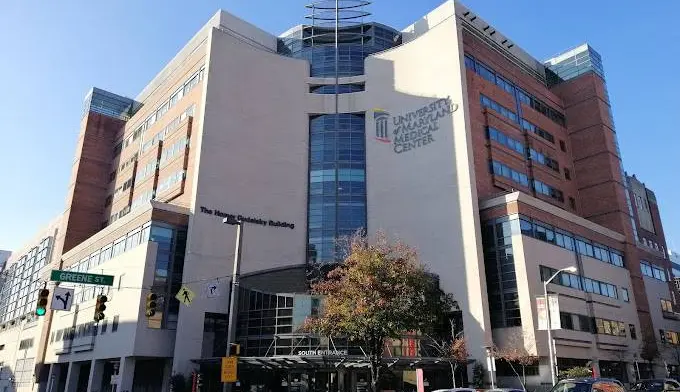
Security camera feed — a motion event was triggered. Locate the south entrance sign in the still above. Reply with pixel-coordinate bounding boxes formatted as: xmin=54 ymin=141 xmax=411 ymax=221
xmin=50 ymin=270 xmax=114 ymax=286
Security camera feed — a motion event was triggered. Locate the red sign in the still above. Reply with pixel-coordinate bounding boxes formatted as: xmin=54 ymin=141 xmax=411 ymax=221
xmin=407 ymin=338 xmax=417 ymax=357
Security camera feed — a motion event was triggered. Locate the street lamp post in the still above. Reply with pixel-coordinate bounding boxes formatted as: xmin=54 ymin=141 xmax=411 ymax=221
xmin=484 ymin=346 xmax=496 ymax=389
xmin=223 ymin=216 xmax=244 ymax=392
xmin=544 ymin=266 xmax=578 ymax=386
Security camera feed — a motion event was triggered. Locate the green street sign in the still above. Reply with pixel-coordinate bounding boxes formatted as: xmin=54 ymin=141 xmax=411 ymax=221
xmin=50 ymin=270 xmax=114 ymax=286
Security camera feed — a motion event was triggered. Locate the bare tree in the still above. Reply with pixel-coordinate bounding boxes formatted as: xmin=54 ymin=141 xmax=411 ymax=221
xmin=640 ymin=335 xmax=661 ymax=377
xmin=495 ymin=329 xmax=539 ymax=391
xmin=657 ymin=339 xmax=680 ymax=377
xmin=427 ymin=318 xmax=468 ymax=388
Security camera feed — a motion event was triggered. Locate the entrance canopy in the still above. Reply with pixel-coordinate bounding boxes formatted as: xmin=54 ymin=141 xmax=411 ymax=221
xmin=193 ymin=356 xmax=454 ymax=371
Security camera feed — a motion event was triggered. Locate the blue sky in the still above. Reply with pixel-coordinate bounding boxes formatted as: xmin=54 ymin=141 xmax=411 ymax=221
xmin=1 ymin=0 xmax=678 ymax=253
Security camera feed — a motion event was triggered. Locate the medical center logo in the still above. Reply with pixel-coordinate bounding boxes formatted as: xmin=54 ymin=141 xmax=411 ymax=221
xmin=373 ymin=97 xmax=458 ymax=154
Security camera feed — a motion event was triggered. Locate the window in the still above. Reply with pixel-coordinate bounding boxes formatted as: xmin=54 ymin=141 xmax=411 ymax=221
xmin=533 ymin=180 xmax=564 ymax=202
xmin=662 ymin=299 xmax=673 ymax=313
xmin=540 ymin=265 xmax=619 ymax=299
xmin=487 ymin=127 xmax=525 ymax=155
xmin=310 ymin=84 xmax=364 ymax=94
xmin=595 ymin=318 xmax=626 ymax=337
xmin=568 ymin=197 xmax=576 ymax=210
xmin=18 ymin=338 xmax=33 ymax=350
xmin=508 ymin=216 xmax=625 ymax=268
xmin=564 ymin=168 xmax=571 ymax=180
xmin=478 ymin=63 xmax=496 ymax=83
xmin=560 ymin=312 xmax=574 ymax=330
xmin=630 ymin=324 xmax=637 ymax=340
xmin=642 ymin=261 xmax=666 ymax=281
xmin=521 ymin=119 xmax=555 ymax=143
xmin=465 ymin=53 xmax=565 ymax=126
xmin=529 ymin=148 xmax=560 ymax=172
xmin=480 ymin=95 xmax=518 ymax=123
xmin=577 ymin=315 xmax=592 ymax=333
xmin=490 ymin=160 xmax=529 ymax=187
xmin=156 ymin=170 xmax=186 ymax=195
xmin=560 ymin=140 xmax=567 ymax=152
xmin=621 ymin=288 xmax=630 ymax=302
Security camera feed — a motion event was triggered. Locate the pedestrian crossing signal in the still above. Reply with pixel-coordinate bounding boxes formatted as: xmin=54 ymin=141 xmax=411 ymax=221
xmin=145 ymin=293 xmax=158 ymax=318
xmin=36 ymin=289 xmax=49 ymax=316
xmin=94 ymin=295 xmax=107 ymax=322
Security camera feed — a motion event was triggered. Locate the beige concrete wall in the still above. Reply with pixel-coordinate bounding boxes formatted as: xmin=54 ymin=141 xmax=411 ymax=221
xmin=644 ymin=275 xmax=679 ymax=334
xmin=44 ymin=242 xmax=175 ymax=365
xmin=514 ymin=233 xmax=641 ymax=383
xmin=0 ymin=320 xmax=43 ymax=392
xmin=172 ymin=24 xmax=309 ymax=373
xmin=364 ymin=1 xmax=491 ymax=363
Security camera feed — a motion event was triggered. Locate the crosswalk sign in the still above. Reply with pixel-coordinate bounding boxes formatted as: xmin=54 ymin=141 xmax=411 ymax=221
xmin=175 ymin=285 xmax=195 ymax=306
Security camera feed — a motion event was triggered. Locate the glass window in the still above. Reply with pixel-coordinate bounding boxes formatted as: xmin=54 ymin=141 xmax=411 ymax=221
xmin=653 ymin=268 xmax=663 ymax=280
xmin=584 ymin=278 xmax=594 ymax=293
xmin=464 ymin=55 xmax=475 ymax=70
xmin=621 ymin=288 xmax=630 ymax=302
xmin=478 ymin=63 xmax=496 ymax=83
xmin=607 ymin=284 xmax=617 ymax=299
xmin=569 ymin=274 xmax=581 ymax=290
xmin=520 ymin=219 xmax=533 ymax=235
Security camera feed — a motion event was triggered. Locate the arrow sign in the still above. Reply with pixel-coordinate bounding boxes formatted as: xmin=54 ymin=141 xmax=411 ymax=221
xmin=51 ymin=287 xmax=75 ymax=311
xmin=205 ymin=280 xmax=220 ymax=298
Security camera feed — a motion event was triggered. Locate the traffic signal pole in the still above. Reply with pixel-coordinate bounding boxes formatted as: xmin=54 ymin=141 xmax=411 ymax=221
xmin=223 ymin=220 xmax=243 ymax=392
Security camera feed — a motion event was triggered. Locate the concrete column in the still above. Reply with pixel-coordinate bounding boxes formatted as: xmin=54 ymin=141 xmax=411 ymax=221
xmin=161 ymin=359 xmax=173 ymax=392
xmin=337 ymin=369 xmax=346 ymax=392
xmin=63 ymin=362 xmax=80 ymax=392
xmin=43 ymin=365 xmax=57 ymax=392
xmin=116 ymin=357 xmax=135 ymax=392
xmin=86 ymin=359 xmax=105 ymax=392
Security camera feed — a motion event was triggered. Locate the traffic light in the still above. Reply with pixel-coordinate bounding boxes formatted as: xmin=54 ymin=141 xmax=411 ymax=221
xmin=36 ymin=289 xmax=49 ymax=316
xmin=93 ymin=295 xmax=107 ymax=322
xmin=196 ymin=372 xmax=204 ymax=391
xmin=229 ymin=343 xmax=241 ymax=356
xmin=145 ymin=293 xmax=158 ymax=318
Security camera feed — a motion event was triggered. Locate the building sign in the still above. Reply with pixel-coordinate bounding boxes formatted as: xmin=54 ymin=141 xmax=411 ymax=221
xmin=199 ymin=206 xmax=294 ymax=229
xmin=296 ymin=349 xmax=348 ymax=356
xmin=374 ymin=97 xmax=458 ymax=154
xmin=537 ymin=294 xmax=561 ymax=330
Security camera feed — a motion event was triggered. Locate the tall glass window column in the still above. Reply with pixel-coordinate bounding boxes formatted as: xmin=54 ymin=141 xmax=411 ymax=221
xmin=308 ymin=114 xmax=366 ymax=263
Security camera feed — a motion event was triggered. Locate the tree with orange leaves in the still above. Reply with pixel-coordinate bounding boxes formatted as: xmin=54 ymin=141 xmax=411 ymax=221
xmin=305 ymin=232 xmax=455 ymax=392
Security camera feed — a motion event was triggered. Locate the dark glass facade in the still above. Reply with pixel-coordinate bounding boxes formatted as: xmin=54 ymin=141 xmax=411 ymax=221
xmin=278 ymin=23 xmax=400 ymax=78
xmin=149 ymin=223 xmax=187 ymax=329
xmin=481 ymin=217 xmax=521 ymax=328
xmin=278 ymin=22 xmax=399 ymax=264
xmin=83 ymin=87 xmax=138 ymax=120
xmin=308 ymin=114 xmax=367 ymax=263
